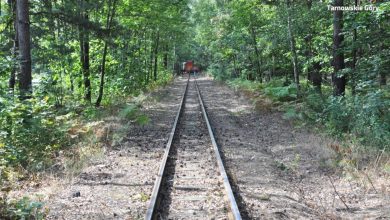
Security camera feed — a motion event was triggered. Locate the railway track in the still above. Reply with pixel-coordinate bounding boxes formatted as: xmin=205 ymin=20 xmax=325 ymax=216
xmin=145 ymin=76 xmax=241 ymax=220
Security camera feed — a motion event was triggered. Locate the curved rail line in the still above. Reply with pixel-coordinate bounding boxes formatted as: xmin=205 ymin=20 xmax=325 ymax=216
xmin=145 ymin=76 xmax=241 ymax=220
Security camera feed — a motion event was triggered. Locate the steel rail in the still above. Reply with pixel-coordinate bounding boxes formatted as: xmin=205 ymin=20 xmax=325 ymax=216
xmin=145 ymin=76 xmax=189 ymax=220
xmin=194 ymin=78 xmax=242 ymax=220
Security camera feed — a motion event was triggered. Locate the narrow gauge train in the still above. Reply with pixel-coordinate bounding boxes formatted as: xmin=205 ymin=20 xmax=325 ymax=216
xmin=182 ymin=60 xmax=200 ymax=74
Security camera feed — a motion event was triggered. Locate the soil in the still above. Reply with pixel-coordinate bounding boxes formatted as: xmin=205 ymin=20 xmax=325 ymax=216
xmin=197 ymin=76 xmax=390 ymax=219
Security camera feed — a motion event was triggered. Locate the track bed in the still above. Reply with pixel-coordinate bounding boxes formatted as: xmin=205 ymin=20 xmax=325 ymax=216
xmin=147 ymin=78 xmax=240 ymax=220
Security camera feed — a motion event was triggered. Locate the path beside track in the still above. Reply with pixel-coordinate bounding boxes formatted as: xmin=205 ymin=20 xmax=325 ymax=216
xmin=197 ymin=76 xmax=389 ymax=219
xmin=45 ymin=77 xmax=188 ymax=219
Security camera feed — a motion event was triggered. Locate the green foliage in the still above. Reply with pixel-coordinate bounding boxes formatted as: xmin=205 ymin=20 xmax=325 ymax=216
xmin=302 ymin=90 xmax=390 ymax=150
xmin=283 ymin=108 xmax=302 ymax=121
xmin=0 ymin=196 xmax=46 ymax=220
xmin=191 ymin=0 xmax=389 ymax=152
xmin=146 ymin=70 xmax=174 ymax=91
xmin=136 ymin=115 xmax=150 ymax=126
xmin=347 ymin=91 xmax=390 ymax=149
xmin=119 ymin=104 xmax=139 ymax=120
xmin=322 ymin=96 xmax=352 ymax=134
xmin=264 ymin=84 xmax=297 ymax=101
xmin=0 ymin=0 xmax=186 ymax=180
xmin=119 ymin=104 xmax=150 ymax=126
xmin=227 ymin=79 xmax=262 ymax=92
xmin=0 ymin=97 xmax=69 ymax=171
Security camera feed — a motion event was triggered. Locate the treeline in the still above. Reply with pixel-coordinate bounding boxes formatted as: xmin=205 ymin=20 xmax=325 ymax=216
xmin=1 ymin=0 xmax=191 ymax=105
xmin=0 ymin=0 xmax=192 ymax=171
xmin=192 ymin=0 xmax=390 ymax=149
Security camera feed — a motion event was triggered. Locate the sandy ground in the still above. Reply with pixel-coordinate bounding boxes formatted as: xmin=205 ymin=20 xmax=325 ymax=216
xmin=197 ymin=76 xmax=390 ymax=219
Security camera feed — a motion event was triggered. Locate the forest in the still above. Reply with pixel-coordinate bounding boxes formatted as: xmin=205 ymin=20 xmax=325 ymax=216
xmin=0 ymin=0 xmax=389 ymax=218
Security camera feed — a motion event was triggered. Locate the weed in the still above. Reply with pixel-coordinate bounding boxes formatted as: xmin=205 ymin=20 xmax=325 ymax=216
xmin=291 ymin=153 xmax=301 ymax=171
xmin=0 ymin=195 xmax=46 ymax=220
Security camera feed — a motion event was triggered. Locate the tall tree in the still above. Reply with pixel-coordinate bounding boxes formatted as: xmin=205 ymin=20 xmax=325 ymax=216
xmin=16 ymin=0 xmax=32 ymax=99
xmin=250 ymin=24 xmax=262 ymax=82
xmin=153 ymin=30 xmax=160 ymax=81
xmin=79 ymin=0 xmax=91 ymax=102
xmin=96 ymin=0 xmax=117 ymax=107
xmin=351 ymin=0 xmax=358 ymax=94
xmin=332 ymin=0 xmax=346 ymax=96
xmin=8 ymin=0 xmax=17 ymax=91
xmin=286 ymin=0 xmax=299 ymax=90
xmin=305 ymin=1 xmax=321 ymax=92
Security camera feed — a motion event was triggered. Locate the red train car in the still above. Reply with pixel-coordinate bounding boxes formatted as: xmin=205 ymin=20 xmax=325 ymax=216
xmin=182 ymin=61 xmax=200 ymax=74
xmin=184 ymin=61 xmax=193 ymax=73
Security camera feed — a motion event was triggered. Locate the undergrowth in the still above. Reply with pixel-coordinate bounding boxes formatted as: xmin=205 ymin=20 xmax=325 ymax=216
xmin=226 ymin=78 xmax=390 ymax=152
xmin=0 ymin=71 xmax=173 ymax=218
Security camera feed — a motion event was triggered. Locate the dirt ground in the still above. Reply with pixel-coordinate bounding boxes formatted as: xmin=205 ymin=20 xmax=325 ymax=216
xmin=197 ymin=76 xmax=390 ymax=219
xmin=9 ymin=76 xmax=390 ymax=219
xmin=10 ymin=77 xmax=188 ymax=220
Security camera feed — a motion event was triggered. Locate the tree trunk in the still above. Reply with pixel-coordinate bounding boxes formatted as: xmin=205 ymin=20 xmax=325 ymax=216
xmin=144 ymin=30 xmax=149 ymax=84
xmin=271 ymin=53 xmax=275 ymax=80
xmin=8 ymin=0 xmax=17 ymax=92
xmin=43 ymin=0 xmax=55 ymax=39
xmin=96 ymin=0 xmax=117 ymax=107
xmin=250 ymin=25 xmax=262 ymax=83
xmin=286 ymin=0 xmax=299 ymax=90
xmin=153 ymin=30 xmax=160 ymax=81
xmin=79 ymin=0 xmax=91 ymax=102
xmin=16 ymin=0 xmax=32 ymax=99
xmin=247 ymin=55 xmax=255 ymax=81
xmin=164 ymin=43 xmax=168 ymax=69
xmin=332 ymin=0 xmax=346 ymax=96
xmin=148 ymin=32 xmax=153 ymax=83
xmin=305 ymin=1 xmax=321 ymax=92
xmin=312 ymin=62 xmax=322 ymax=92
xmin=351 ymin=0 xmax=358 ymax=95
xmin=307 ymin=0 xmax=312 ymax=9
xmin=379 ymin=27 xmax=387 ymax=86
xmin=96 ymin=42 xmax=108 ymax=107
xmin=232 ymin=54 xmax=240 ymax=78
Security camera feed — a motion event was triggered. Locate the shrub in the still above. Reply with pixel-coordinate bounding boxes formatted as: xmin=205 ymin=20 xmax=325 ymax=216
xmin=0 ymin=196 xmax=46 ymax=220
xmin=227 ymin=79 xmax=262 ymax=92
xmin=263 ymin=84 xmax=297 ymax=101
xmin=303 ymin=90 xmax=390 ymax=150
xmin=0 ymin=97 xmax=69 ymax=171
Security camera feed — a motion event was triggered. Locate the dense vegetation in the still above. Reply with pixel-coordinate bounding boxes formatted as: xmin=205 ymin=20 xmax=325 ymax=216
xmin=0 ymin=0 xmax=389 ymax=218
xmin=191 ymin=0 xmax=390 ymax=150
xmin=1 ymin=0 xmax=192 ymax=217
xmin=0 ymin=0 xmax=191 ymax=170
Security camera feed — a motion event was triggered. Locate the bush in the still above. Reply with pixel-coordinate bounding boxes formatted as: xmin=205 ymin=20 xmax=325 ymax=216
xmin=0 ymin=96 xmax=69 ymax=171
xmin=255 ymin=79 xmax=390 ymax=150
xmin=303 ymin=90 xmax=390 ymax=150
xmin=348 ymin=91 xmax=390 ymax=149
xmin=227 ymin=79 xmax=262 ymax=92
xmin=0 ymin=196 xmax=46 ymax=220
xmin=263 ymin=84 xmax=297 ymax=101
xmin=208 ymin=63 xmax=230 ymax=81
xmin=146 ymin=70 xmax=174 ymax=91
